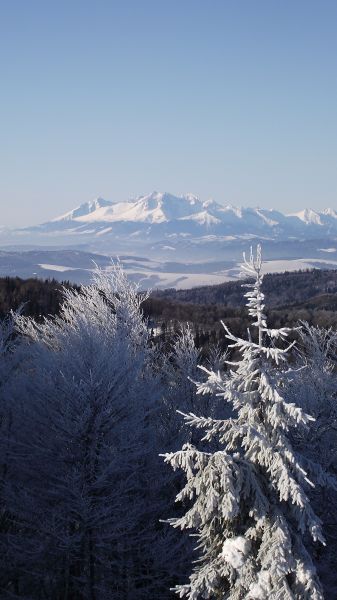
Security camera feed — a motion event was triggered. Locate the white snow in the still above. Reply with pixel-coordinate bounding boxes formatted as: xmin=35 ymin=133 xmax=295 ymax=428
xmin=222 ymin=536 xmax=251 ymax=569
xmin=289 ymin=208 xmax=323 ymax=226
xmin=21 ymin=193 xmax=337 ymax=244
xmin=323 ymin=208 xmax=337 ymax=218
xmin=96 ymin=227 xmax=113 ymax=235
xmin=262 ymin=258 xmax=337 ymax=272
xmin=249 ymin=571 xmax=271 ymax=599
xmin=38 ymin=263 xmax=79 ymax=272
xmin=52 ymin=197 xmax=115 ymax=222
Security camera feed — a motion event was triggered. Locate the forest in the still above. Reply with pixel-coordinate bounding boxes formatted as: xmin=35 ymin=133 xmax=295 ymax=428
xmin=0 ymin=251 xmax=336 ymax=598
xmin=1 ymin=267 xmax=337 ymax=350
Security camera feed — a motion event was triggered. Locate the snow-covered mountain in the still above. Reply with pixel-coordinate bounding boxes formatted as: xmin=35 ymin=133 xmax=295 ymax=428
xmin=52 ymin=193 xmax=213 ymax=224
xmin=0 ymin=192 xmax=337 ymax=287
xmin=27 ymin=192 xmax=337 ymax=240
xmin=52 ymin=197 xmax=114 ymax=222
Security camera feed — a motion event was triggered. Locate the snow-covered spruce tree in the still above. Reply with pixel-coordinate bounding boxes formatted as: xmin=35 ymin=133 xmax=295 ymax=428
xmin=2 ymin=265 xmax=177 ymax=599
xmin=163 ymin=245 xmax=325 ymax=599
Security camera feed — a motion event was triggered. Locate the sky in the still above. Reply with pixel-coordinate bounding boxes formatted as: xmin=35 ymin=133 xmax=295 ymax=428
xmin=1 ymin=0 xmax=337 ymax=227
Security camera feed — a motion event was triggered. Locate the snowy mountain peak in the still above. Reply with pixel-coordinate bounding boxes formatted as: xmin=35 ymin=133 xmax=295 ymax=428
xmin=221 ymin=205 xmax=243 ymax=218
xmin=290 ymin=208 xmax=323 ymax=226
xmin=53 ymin=197 xmax=114 ymax=222
xmin=323 ymin=207 xmax=337 ymax=219
xmin=88 ymin=197 xmax=113 ymax=211
xmin=183 ymin=192 xmax=200 ymax=205
xmin=120 ymin=192 xmax=206 ymax=224
xmin=30 ymin=192 xmax=337 ymax=241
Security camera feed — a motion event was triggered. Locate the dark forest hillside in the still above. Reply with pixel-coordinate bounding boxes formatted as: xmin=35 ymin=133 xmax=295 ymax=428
xmin=147 ymin=268 xmax=337 ymax=344
xmin=1 ymin=269 xmax=337 ymax=348
xmin=0 ymin=276 xmax=79 ymax=319
xmin=152 ymin=268 xmax=337 ymax=307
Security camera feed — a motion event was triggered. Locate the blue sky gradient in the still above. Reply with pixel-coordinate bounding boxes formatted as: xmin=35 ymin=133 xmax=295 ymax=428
xmin=1 ymin=0 xmax=337 ymax=226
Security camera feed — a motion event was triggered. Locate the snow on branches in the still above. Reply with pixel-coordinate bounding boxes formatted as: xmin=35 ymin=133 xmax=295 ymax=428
xmin=163 ymin=245 xmax=325 ymax=599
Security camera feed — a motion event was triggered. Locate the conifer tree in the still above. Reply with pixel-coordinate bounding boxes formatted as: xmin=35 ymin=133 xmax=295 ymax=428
xmin=163 ymin=245 xmax=325 ymax=599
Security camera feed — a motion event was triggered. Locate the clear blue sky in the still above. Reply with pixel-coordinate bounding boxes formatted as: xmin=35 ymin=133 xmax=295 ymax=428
xmin=1 ymin=0 xmax=337 ymax=226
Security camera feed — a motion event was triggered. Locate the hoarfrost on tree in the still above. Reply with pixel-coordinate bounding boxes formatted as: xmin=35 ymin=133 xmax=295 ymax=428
xmin=2 ymin=263 xmax=183 ymax=598
xmin=163 ymin=245 xmax=325 ymax=599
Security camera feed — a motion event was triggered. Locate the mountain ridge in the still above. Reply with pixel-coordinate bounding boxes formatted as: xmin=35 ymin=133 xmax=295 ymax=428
xmin=21 ymin=191 xmax=337 ymax=241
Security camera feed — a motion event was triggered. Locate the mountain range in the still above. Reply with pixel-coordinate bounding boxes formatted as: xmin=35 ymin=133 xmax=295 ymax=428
xmin=21 ymin=191 xmax=337 ymax=240
xmin=0 ymin=192 xmax=336 ymax=288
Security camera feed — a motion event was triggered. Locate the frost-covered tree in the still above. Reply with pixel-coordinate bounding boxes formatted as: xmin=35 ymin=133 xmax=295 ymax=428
xmin=160 ymin=325 xmax=223 ymax=451
xmin=2 ymin=265 xmax=178 ymax=599
xmin=287 ymin=323 xmax=337 ymax=597
xmin=289 ymin=322 xmax=337 ymax=472
xmin=163 ymin=245 xmax=325 ymax=599
xmin=161 ymin=325 xmax=202 ymax=446
xmin=171 ymin=325 xmax=201 ymax=405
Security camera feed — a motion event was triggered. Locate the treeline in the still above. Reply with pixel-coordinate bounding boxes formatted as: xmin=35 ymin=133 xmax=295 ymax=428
xmin=144 ymin=294 xmax=337 ymax=349
xmin=0 ymin=276 xmax=79 ymax=319
xmin=153 ymin=268 xmax=337 ymax=307
xmin=1 ymin=270 xmax=337 ymax=350
xmin=146 ymin=268 xmax=337 ymax=348
xmin=146 ymin=268 xmax=337 ymax=346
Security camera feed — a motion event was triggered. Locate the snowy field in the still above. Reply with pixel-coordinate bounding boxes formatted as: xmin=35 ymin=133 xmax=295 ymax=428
xmin=1 ymin=247 xmax=337 ymax=289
